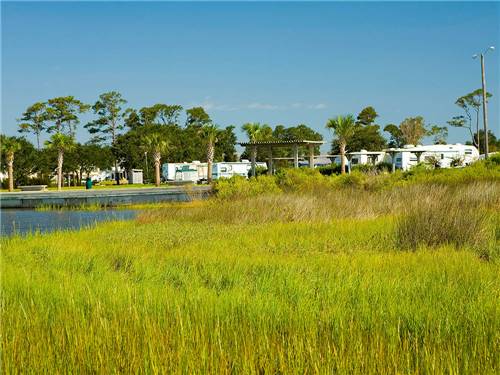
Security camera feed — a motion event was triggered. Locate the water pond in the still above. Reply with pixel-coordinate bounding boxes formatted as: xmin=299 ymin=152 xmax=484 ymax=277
xmin=1 ymin=209 xmax=138 ymax=237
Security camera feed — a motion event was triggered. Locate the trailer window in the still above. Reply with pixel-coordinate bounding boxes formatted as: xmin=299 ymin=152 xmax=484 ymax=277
xmin=465 ymin=150 xmax=472 ymax=155
xmin=441 ymin=154 xmax=444 ymax=160
xmin=351 ymin=158 xmax=358 ymax=165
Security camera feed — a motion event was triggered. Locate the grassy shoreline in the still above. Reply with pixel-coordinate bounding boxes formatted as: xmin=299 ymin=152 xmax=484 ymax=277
xmin=2 ymin=164 xmax=499 ymax=373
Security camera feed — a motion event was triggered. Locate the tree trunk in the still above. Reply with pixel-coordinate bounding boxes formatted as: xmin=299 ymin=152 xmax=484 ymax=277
xmin=7 ymin=153 xmax=14 ymax=192
xmin=114 ymin=159 xmax=120 ymax=185
xmin=57 ymin=149 xmax=64 ymax=191
xmin=207 ymin=142 xmax=214 ymax=183
xmin=154 ymin=152 xmax=161 ymax=187
xmin=340 ymin=143 xmax=346 ymax=174
xmin=36 ymin=131 xmax=41 ymax=151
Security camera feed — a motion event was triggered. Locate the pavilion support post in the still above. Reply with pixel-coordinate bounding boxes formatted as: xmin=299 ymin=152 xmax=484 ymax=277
xmin=267 ymin=146 xmax=273 ymax=175
xmin=251 ymin=145 xmax=257 ymax=177
xmin=308 ymin=144 xmax=314 ymax=169
xmin=293 ymin=144 xmax=299 ymax=168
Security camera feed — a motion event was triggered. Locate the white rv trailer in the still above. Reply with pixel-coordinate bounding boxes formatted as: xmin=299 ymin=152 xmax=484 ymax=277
xmin=212 ymin=161 xmax=267 ymax=179
xmin=101 ymin=166 xmax=127 ymax=182
xmin=386 ymin=144 xmax=479 ymax=171
xmin=162 ymin=161 xmax=208 ymax=183
xmin=349 ymin=150 xmax=385 ymax=166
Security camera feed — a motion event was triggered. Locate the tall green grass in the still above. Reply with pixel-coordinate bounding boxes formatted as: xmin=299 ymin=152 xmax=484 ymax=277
xmin=2 ymin=169 xmax=499 ymax=373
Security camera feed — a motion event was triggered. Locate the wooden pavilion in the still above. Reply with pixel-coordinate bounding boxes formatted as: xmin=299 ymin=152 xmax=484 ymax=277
xmin=237 ymin=140 xmax=325 ymax=176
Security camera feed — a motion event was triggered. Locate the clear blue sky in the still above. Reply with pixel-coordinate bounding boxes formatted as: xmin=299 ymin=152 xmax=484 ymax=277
xmin=2 ymin=1 xmax=499 ymax=151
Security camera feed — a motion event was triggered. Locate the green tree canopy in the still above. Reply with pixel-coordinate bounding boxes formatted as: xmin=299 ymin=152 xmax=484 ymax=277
xmin=428 ymin=125 xmax=448 ymax=145
xmin=326 ymin=114 xmax=357 ymax=174
xmin=384 ymin=116 xmax=432 ymax=147
xmin=18 ymin=102 xmax=48 ymax=150
xmin=467 ymin=130 xmax=500 ymax=154
xmin=356 ymin=106 xmax=378 ymax=126
xmin=45 ymin=96 xmax=89 ymax=136
xmin=85 ymin=91 xmax=127 ymax=144
xmin=451 ymin=89 xmax=493 ymax=148
xmin=185 ymin=107 xmax=211 ymax=127
xmin=0 ymin=135 xmax=22 ymax=190
xmin=215 ymin=126 xmax=237 ymax=162
xmin=331 ymin=107 xmax=385 ymax=153
xmin=0 ymin=136 xmax=40 ymax=186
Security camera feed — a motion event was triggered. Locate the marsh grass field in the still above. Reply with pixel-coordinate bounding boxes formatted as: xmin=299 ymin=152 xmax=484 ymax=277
xmin=2 ymin=163 xmax=500 ymax=373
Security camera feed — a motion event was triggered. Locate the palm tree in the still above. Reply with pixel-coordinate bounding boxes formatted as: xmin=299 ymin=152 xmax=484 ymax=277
xmin=143 ymin=132 xmax=169 ymax=187
xmin=326 ymin=115 xmax=357 ymax=174
xmin=200 ymin=123 xmax=219 ymax=183
xmin=1 ymin=135 xmax=21 ymax=192
xmin=241 ymin=123 xmax=273 ymax=176
xmin=45 ymin=133 xmax=75 ymax=191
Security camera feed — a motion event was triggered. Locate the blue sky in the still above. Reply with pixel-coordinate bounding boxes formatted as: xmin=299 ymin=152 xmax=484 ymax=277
xmin=2 ymin=1 xmax=499 ymax=151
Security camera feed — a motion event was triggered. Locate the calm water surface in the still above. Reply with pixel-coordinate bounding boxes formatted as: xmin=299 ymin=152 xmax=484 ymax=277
xmin=1 ymin=209 xmax=138 ymax=236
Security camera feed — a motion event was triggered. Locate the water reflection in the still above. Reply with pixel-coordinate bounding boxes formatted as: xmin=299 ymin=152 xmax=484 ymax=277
xmin=1 ymin=209 xmax=138 ymax=236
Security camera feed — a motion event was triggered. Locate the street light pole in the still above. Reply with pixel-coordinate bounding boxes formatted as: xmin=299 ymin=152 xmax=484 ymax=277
xmin=480 ymin=53 xmax=489 ymax=158
xmin=473 ymin=46 xmax=495 ymax=158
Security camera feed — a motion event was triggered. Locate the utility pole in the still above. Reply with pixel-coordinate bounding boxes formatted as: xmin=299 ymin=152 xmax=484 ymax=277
xmin=480 ymin=53 xmax=489 ymax=158
xmin=473 ymin=46 xmax=495 ymax=158
xmin=144 ymin=151 xmax=149 ymax=183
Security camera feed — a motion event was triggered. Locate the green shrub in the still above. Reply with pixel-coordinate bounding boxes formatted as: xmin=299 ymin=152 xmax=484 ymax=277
xmin=318 ymin=163 xmax=341 ymax=176
xmin=485 ymin=153 xmax=500 ymax=167
xmin=275 ymin=168 xmax=335 ymax=193
xmin=375 ymin=162 xmax=393 ymax=173
xmin=246 ymin=166 xmax=268 ymax=178
xmin=213 ymin=175 xmax=280 ymax=200
xmin=332 ymin=171 xmax=367 ymax=188
xmin=351 ymin=164 xmax=376 ymax=174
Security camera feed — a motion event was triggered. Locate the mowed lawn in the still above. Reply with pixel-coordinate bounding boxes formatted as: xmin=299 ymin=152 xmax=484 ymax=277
xmin=2 ymin=200 xmax=499 ymax=373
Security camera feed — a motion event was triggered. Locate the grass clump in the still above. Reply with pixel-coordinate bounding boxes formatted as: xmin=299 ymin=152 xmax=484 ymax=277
xmin=395 ymin=184 xmax=498 ymax=259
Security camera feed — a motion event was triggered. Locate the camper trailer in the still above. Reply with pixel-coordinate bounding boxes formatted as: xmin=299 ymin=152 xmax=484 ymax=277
xmin=162 ymin=161 xmax=208 ymax=183
xmin=212 ymin=161 xmax=267 ymax=180
xmin=349 ymin=150 xmax=385 ymax=166
xmin=162 ymin=160 xmax=267 ymax=182
xmin=387 ymin=144 xmax=479 ymax=171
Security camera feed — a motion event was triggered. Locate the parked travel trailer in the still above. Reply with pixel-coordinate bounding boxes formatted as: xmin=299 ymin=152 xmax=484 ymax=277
xmin=162 ymin=160 xmax=267 ymax=182
xmin=212 ymin=161 xmax=267 ymax=179
xmin=387 ymin=144 xmax=479 ymax=171
xmin=349 ymin=150 xmax=385 ymax=166
xmin=101 ymin=167 xmax=127 ymax=182
xmin=162 ymin=161 xmax=208 ymax=183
